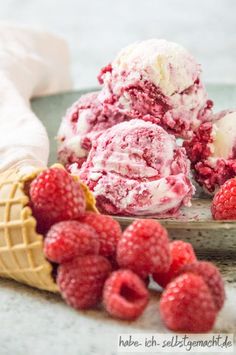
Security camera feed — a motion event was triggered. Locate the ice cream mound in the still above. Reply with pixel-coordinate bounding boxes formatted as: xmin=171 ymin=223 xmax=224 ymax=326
xmin=57 ymin=39 xmax=213 ymax=171
xmin=74 ymin=119 xmax=194 ymax=216
xmin=184 ymin=110 xmax=236 ymax=193
xmin=98 ymin=39 xmax=213 ymax=138
xmin=57 ymin=91 xmax=129 ymax=168
xmin=57 ymin=38 xmax=216 ymax=216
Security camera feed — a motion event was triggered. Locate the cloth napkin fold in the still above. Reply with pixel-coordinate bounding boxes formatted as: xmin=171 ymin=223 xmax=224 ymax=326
xmin=0 ymin=23 xmax=72 ymax=173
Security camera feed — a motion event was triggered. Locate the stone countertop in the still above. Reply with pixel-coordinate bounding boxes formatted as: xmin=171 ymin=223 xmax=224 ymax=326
xmin=0 ymin=256 xmax=235 ymax=355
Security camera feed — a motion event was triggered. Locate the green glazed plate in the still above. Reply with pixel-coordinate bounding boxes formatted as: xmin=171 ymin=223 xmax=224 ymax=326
xmin=31 ymin=84 xmax=236 ymax=253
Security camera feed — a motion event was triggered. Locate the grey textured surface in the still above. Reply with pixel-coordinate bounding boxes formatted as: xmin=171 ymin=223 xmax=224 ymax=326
xmin=2 ymin=0 xmax=236 ymax=89
xmin=0 ymin=273 xmax=235 ymax=355
xmin=0 ymin=278 xmax=235 ymax=355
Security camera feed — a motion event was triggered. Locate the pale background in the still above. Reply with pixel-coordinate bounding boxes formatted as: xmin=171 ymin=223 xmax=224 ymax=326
xmin=1 ymin=0 xmax=236 ymax=89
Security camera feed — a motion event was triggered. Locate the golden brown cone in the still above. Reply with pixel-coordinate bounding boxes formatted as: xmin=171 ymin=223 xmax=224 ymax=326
xmin=0 ymin=165 xmax=97 ymax=291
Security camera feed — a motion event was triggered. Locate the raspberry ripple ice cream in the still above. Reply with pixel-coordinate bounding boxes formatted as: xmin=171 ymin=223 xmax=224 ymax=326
xmin=184 ymin=110 xmax=236 ymax=193
xmin=76 ymin=119 xmax=195 ymax=216
xmin=57 ymin=91 xmax=129 ymax=168
xmin=98 ymin=39 xmax=213 ymax=138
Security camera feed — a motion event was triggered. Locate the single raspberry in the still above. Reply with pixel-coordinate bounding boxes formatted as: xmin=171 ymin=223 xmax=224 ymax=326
xmin=81 ymin=212 xmax=122 ymax=257
xmin=153 ymin=240 xmax=197 ymax=287
xmin=29 ymin=167 xmax=86 ymax=231
xmin=160 ymin=273 xmax=217 ymax=332
xmin=107 ymin=257 xmax=150 ymax=289
xmin=178 ymin=261 xmax=225 ymax=311
xmin=103 ymin=269 xmax=149 ymax=320
xmin=211 ymin=178 xmax=236 ymax=220
xmin=57 ymin=255 xmax=111 ymax=309
xmin=117 ymin=220 xmax=170 ymax=278
xmin=44 ymin=221 xmax=100 ymax=263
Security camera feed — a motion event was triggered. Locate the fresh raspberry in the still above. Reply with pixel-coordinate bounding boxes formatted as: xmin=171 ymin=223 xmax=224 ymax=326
xmin=57 ymin=255 xmax=111 ymax=309
xmin=153 ymin=240 xmax=197 ymax=287
xmin=117 ymin=220 xmax=170 ymax=278
xmin=103 ymin=269 xmax=149 ymax=320
xmin=107 ymin=257 xmax=151 ymax=290
xmin=160 ymin=273 xmax=217 ymax=332
xmin=211 ymin=178 xmax=236 ymax=220
xmin=178 ymin=261 xmax=225 ymax=311
xmin=44 ymin=221 xmax=100 ymax=263
xmin=81 ymin=212 xmax=122 ymax=257
xmin=29 ymin=167 xmax=86 ymax=231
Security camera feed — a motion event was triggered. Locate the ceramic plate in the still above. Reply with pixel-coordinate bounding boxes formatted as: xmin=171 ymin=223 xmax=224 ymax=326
xmin=31 ymin=84 xmax=236 ymax=253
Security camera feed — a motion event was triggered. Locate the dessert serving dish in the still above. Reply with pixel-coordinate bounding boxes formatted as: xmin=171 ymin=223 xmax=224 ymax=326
xmin=31 ymin=84 xmax=236 ymax=254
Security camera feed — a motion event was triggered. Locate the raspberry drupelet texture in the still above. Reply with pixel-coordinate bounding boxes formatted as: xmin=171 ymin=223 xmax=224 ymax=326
xmin=211 ymin=178 xmax=236 ymax=220
xmin=153 ymin=240 xmax=197 ymax=288
xmin=103 ymin=269 xmax=149 ymax=320
xmin=57 ymin=255 xmax=111 ymax=310
xmin=117 ymin=220 xmax=170 ymax=278
xmin=81 ymin=212 xmax=122 ymax=257
xmin=44 ymin=221 xmax=100 ymax=263
xmin=178 ymin=261 xmax=225 ymax=311
xmin=160 ymin=273 xmax=217 ymax=332
xmin=29 ymin=167 xmax=86 ymax=231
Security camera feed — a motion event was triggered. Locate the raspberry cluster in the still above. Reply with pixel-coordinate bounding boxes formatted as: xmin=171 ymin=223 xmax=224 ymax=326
xmin=29 ymin=167 xmax=121 ymax=309
xmin=115 ymin=220 xmax=224 ymax=331
xmin=29 ymin=167 xmax=225 ymax=332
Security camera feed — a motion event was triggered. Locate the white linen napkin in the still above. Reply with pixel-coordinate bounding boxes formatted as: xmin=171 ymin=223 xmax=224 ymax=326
xmin=0 ymin=23 xmax=72 ymax=174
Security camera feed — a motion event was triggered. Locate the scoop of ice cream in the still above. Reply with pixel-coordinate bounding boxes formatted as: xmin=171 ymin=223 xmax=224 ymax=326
xmin=184 ymin=110 xmax=236 ymax=193
xmin=76 ymin=119 xmax=194 ymax=216
xmin=57 ymin=91 xmax=129 ymax=168
xmin=210 ymin=111 xmax=236 ymax=158
xmin=98 ymin=39 xmax=213 ymax=138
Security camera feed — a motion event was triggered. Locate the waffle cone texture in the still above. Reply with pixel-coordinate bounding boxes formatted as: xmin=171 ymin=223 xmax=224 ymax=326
xmin=0 ymin=165 xmax=97 ymax=292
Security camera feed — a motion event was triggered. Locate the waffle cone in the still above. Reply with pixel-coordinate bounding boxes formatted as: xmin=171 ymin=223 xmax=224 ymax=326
xmin=0 ymin=165 xmax=97 ymax=292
